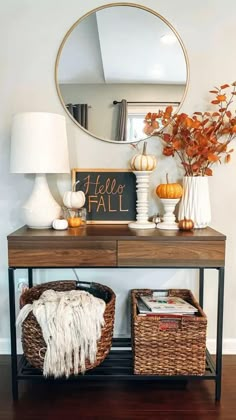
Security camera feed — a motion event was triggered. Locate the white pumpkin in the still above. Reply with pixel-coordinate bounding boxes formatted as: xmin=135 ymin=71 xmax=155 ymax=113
xmin=52 ymin=218 xmax=68 ymax=230
xmin=63 ymin=190 xmax=85 ymax=209
xmin=130 ymin=141 xmax=157 ymax=171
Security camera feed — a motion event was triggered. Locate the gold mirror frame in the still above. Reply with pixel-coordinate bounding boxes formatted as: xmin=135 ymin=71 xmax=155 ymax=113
xmin=55 ymin=2 xmax=190 ymax=144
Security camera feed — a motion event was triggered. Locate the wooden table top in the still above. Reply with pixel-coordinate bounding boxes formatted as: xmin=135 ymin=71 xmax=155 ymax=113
xmin=7 ymin=225 xmax=226 ymax=242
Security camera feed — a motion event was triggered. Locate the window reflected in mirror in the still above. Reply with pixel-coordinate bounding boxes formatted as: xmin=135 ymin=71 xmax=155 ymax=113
xmin=126 ymin=102 xmax=179 ymax=142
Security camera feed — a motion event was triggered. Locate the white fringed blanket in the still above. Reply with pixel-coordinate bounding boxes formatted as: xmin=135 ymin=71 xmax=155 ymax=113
xmin=16 ymin=289 xmax=106 ymax=378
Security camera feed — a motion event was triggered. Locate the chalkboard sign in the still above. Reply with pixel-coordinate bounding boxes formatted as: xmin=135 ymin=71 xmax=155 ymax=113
xmin=72 ymin=169 xmax=136 ymax=224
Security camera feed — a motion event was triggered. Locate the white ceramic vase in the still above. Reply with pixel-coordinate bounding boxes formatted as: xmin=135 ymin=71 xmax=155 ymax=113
xmin=178 ymin=176 xmax=211 ymax=229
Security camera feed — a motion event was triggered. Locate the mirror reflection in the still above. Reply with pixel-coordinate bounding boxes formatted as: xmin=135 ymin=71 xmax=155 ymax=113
xmin=55 ymin=4 xmax=188 ymax=143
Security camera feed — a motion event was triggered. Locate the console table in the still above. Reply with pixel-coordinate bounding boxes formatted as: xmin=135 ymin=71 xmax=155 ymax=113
xmin=7 ymin=225 xmax=225 ymax=401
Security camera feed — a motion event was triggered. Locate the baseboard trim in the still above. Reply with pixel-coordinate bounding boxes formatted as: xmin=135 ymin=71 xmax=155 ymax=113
xmin=0 ymin=339 xmax=22 ymax=355
xmin=0 ymin=338 xmax=236 ymax=355
xmin=206 ymin=338 xmax=236 ymax=355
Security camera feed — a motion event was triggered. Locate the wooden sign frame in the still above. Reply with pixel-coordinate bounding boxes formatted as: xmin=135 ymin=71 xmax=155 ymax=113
xmin=72 ymin=169 xmax=137 ymax=224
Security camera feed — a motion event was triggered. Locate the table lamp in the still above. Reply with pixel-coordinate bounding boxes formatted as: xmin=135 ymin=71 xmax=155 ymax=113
xmin=10 ymin=112 xmax=70 ymax=229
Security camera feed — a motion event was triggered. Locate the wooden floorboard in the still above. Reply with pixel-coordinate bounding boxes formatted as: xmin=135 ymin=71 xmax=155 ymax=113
xmin=0 ymin=355 xmax=236 ymax=420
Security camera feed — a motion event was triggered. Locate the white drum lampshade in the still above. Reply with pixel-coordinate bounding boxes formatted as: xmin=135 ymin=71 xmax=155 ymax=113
xmin=10 ymin=112 xmax=70 ymax=228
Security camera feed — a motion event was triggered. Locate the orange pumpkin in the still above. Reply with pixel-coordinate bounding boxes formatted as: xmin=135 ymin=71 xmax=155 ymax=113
xmin=178 ymin=218 xmax=194 ymax=231
xmin=67 ymin=217 xmax=82 ymax=228
xmin=156 ymin=174 xmax=183 ymax=199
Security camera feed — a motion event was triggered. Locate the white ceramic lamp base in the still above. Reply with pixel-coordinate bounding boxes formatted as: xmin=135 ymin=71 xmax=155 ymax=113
xmin=156 ymin=198 xmax=180 ymax=230
xmin=22 ymin=174 xmax=61 ymax=229
xmin=128 ymin=171 xmax=155 ymax=230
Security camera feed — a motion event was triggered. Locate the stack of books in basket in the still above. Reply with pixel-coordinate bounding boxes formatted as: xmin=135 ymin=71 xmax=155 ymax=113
xmin=137 ymin=292 xmax=198 ymax=317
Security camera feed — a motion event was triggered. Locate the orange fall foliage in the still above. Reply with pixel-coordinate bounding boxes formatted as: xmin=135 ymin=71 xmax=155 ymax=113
xmin=143 ymin=82 xmax=236 ymax=176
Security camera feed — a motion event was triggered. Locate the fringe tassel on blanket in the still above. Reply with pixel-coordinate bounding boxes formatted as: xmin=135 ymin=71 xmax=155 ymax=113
xmin=16 ymin=289 xmax=106 ymax=378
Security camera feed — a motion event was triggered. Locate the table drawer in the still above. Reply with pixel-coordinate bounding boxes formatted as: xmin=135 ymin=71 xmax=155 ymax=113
xmin=8 ymin=240 xmax=117 ymax=267
xmin=118 ymin=240 xmax=225 ymax=267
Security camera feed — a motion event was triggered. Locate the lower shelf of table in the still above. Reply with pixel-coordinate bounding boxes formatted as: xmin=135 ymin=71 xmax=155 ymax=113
xmin=17 ymin=338 xmax=216 ymax=381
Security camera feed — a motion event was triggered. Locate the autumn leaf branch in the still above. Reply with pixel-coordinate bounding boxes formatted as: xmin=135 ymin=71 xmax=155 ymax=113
xmin=143 ymin=82 xmax=236 ymax=176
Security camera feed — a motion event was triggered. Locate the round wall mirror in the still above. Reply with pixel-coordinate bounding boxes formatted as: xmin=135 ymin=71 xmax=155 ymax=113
xmin=55 ymin=3 xmax=189 ymax=144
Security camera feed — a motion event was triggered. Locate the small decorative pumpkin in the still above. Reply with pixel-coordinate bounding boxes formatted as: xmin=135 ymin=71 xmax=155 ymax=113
xmin=67 ymin=217 xmax=82 ymax=228
xmin=156 ymin=174 xmax=183 ymax=199
xmin=151 ymin=214 xmax=162 ymax=224
xmin=178 ymin=218 xmax=194 ymax=231
xmin=63 ymin=180 xmax=86 ymax=209
xmin=130 ymin=141 xmax=157 ymax=171
xmin=52 ymin=218 xmax=68 ymax=230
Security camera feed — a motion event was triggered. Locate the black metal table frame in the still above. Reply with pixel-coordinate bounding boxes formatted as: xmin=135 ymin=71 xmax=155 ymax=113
xmin=8 ymin=266 xmax=224 ymax=401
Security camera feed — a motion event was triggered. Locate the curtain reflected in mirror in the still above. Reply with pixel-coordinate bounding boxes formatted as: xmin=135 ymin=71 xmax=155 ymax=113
xmin=116 ymin=99 xmax=127 ymax=141
xmin=66 ymin=103 xmax=88 ymax=129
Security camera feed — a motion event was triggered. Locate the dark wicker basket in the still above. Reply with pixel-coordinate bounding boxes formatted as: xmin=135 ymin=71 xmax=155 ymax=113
xmin=20 ymin=280 xmax=116 ymax=374
xmin=131 ymin=289 xmax=207 ymax=376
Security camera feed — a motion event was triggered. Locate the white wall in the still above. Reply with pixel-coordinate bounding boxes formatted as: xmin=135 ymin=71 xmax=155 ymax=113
xmin=1 ymin=0 xmax=236 ymax=354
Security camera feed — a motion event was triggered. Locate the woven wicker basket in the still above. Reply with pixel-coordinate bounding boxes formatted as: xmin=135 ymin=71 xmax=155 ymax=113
xmin=131 ymin=289 xmax=207 ymax=376
xmin=20 ymin=280 xmax=116 ymax=374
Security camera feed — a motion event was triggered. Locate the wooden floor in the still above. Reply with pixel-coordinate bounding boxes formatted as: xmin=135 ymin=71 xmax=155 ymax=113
xmin=0 ymin=356 xmax=236 ymax=420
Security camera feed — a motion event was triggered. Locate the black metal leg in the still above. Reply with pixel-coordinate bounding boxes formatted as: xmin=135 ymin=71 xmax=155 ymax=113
xmin=199 ymin=268 xmax=204 ymax=308
xmin=28 ymin=268 xmax=33 ymax=288
xmin=8 ymin=268 xmax=18 ymax=400
xmin=215 ymin=267 xmax=224 ymax=401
